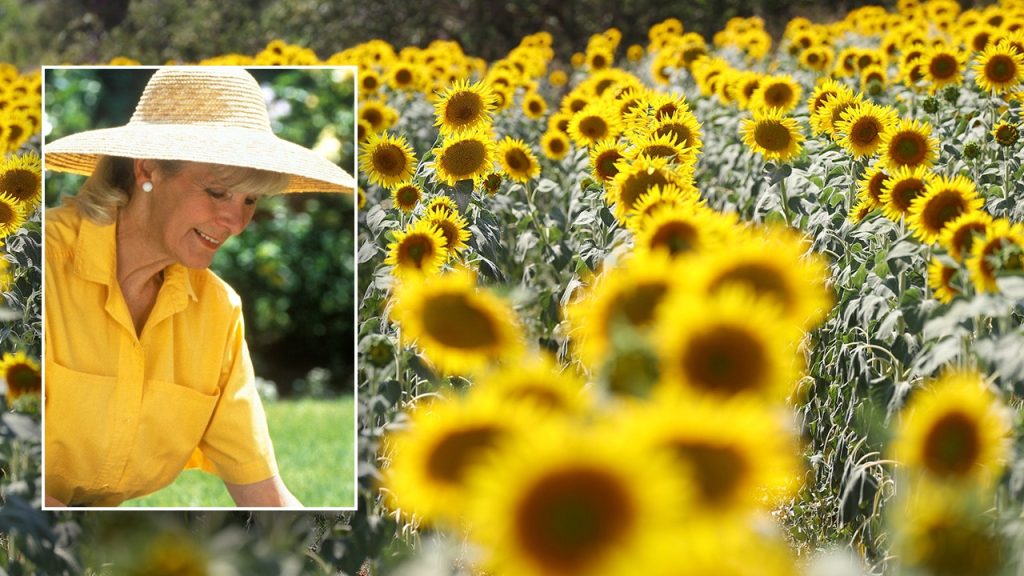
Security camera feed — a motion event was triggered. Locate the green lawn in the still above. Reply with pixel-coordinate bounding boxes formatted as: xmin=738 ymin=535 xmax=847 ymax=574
xmin=125 ymin=396 xmax=356 ymax=508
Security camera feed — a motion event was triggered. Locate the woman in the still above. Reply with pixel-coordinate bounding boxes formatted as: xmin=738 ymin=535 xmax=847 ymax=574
xmin=43 ymin=67 xmax=354 ymax=507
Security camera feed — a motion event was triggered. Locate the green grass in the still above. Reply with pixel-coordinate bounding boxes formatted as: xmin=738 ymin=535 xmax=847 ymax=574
xmin=125 ymin=396 xmax=356 ymax=508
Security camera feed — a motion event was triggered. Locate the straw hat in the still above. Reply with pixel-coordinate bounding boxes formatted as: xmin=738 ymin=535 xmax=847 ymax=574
xmin=45 ymin=67 xmax=355 ymax=194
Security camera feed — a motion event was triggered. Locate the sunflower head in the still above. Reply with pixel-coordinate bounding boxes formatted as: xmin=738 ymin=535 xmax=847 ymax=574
xmin=923 ymin=45 xmax=966 ymax=92
xmin=879 ymin=118 xmax=938 ymax=171
xmin=360 ymin=132 xmax=416 ymax=190
xmin=651 ymin=109 xmax=703 ymax=152
xmin=431 ymin=128 xmax=495 ymax=186
xmin=1 ymin=352 xmax=40 ymax=402
xmin=391 ymin=182 xmax=422 ymax=213
xmin=384 ymin=219 xmax=448 ymax=279
xmin=939 ymin=211 xmax=993 ymax=262
xmin=974 ymin=41 xmax=1024 ymax=93
xmin=433 ymin=79 xmax=497 ymax=135
xmin=0 ymin=191 xmax=27 ymax=240
xmin=496 ymin=136 xmax=540 ymax=183
xmin=633 ymin=201 xmax=736 ymax=259
xmin=991 ymin=120 xmax=1020 ymax=146
xmin=750 ymin=74 xmax=803 ymax=113
xmin=423 ymin=194 xmax=459 ymax=218
xmin=607 ymin=155 xmax=690 ymax=224
xmin=568 ymin=101 xmax=621 ymax=148
xmin=358 ymin=100 xmax=398 ymax=133
xmin=928 ymin=256 xmax=962 ymax=304
xmin=588 ymin=139 xmax=625 ymax=183
xmin=740 ymin=108 xmax=805 ymax=163
xmin=908 ymin=174 xmax=984 ymax=244
xmin=967 ymin=218 xmax=1024 ymax=293
xmin=423 ymin=207 xmax=472 ymax=258
xmin=0 ymin=150 xmax=41 ymax=207
xmin=837 ymin=101 xmax=898 ymax=158
xmin=880 ymin=165 xmax=935 ymax=221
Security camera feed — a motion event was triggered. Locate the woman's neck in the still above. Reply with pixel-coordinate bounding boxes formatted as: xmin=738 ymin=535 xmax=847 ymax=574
xmin=115 ymin=200 xmax=174 ymax=335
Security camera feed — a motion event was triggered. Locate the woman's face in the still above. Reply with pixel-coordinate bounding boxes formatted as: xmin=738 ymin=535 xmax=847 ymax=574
xmin=147 ymin=162 xmax=258 ymax=269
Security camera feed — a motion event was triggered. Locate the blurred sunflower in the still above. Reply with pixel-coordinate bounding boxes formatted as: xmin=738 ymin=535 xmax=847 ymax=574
xmin=382 ymin=393 xmax=537 ymax=525
xmin=1 ymin=352 xmax=40 ymax=401
xmin=878 ymin=118 xmax=938 ymax=171
xmin=621 ymin=394 xmax=801 ymax=513
xmin=568 ymin=102 xmax=621 ymax=148
xmin=431 ymin=128 xmax=495 ymax=186
xmin=655 ymin=287 xmax=803 ymax=402
xmin=384 ymin=219 xmax=448 ymax=279
xmin=387 ymin=62 xmax=419 ymax=91
xmin=359 ymin=68 xmax=383 ymax=94
xmin=967 ymin=218 xmax=1024 ymax=293
xmin=810 ymin=92 xmax=862 ymax=138
xmin=496 ymin=136 xmax=540 ymax=183
xmin=390 ymin=268 xmax=523 ymax=374
xmin=391 ymin=182 xmax=422 ymax=213
xmin=522 ymin=90 xmax=548 ymax=120
xmin=567 ymin=252 xmax=679 ymax=369
xmin=628 ymin=182 xmax=706 ymax=233
xmin=974 ymin=41 xmax=1024 ymax=94
xmin=740 ymin=108 xmax=805 ymax=163
xmin=893 ymin=370 xmax=1011 ymax=487
xmin=626 ymin=132 xmax=694 ymax=167
xmin=908 ymin=174 xmax=984 ymax=244
xmin=423 ymin=206 xmax=472 ymax=259
xmin=434 ymin=79 xmax=497 ymax=135
xmin=360 ymin=132 xmax=416 ymax=190
xmin=588 ymin=139 xmax=624 ymax=183
xmin=749 ymin=74 xmax=802 ymax=113
xmin=474 ymin=354 xmax=592 ymax=416
xmin=939 ymin=211 xmax=992 ymax=262
xmin=806 ymin=77 xmax=854 ymax=118
xmin=928 ymin=256 xmax=962 ymax=304
xmin=857 ymin=163 xmax=889 ymax=211
xmin=607 ymin=155 xmax=689 ymax=223
xmin=359 ymin=100 xmax=398 ymax=134
xmin=464 ymin=425 xmax=690 ymax=576
xmin=880 ymin=165 xmax=935 ymax=221
xmin=633 ymin=203 xmax=735 ymax=259
xmin=0 ymin=191 xmax=27 ymax=239
xmin=651 ymin=109 xmax=703 ymax=152
xmin=836 ymin=101 xmax=898 ymax=157
xmin=540 ymin=130 xmax=571 ymax=160
xmin=0 ymin=150 xmax=41 ymax=207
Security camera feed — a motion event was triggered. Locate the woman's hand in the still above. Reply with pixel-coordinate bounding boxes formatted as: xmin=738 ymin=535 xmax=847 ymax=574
xmin=224 ymin=475 xmax=302 ymax=508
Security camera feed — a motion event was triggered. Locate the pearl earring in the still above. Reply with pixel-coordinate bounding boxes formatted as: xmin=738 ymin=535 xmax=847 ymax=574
xmin=141 ymin=181 xmax=153 ymax=192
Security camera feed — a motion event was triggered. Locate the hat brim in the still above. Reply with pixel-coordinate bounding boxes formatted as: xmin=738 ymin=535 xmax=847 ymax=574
xmin=44 ymin=123 xmax=355 ymax=194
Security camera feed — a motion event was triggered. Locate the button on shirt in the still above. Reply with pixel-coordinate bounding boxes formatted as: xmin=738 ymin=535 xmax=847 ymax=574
xmin=45 ymin=205 xmax=278 ymax=506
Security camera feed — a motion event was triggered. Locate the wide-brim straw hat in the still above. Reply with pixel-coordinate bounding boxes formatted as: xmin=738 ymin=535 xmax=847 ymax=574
xmin=45 ymin=67 xmax=355 ymax=194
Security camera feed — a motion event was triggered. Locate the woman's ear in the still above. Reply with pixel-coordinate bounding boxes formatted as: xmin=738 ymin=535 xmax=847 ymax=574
xmin=133 ymin=158 xmax=157 ymax=186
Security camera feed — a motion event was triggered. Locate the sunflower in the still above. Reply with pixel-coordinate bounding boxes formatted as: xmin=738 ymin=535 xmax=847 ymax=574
xmin=382 ymin=393 xmax=538 ymax=525
xmin=359 ymin=68 xmax=383 ymax=94
xmin=893 ymin=370 xmax=1012 ymax=487
xmin=857 ymin=163 xmax=889 ymax=210
xmin=928 ymin=256 xmax=962 ymax=304
xmin=974 ymin=41 xmax=1024 ymax=93
xmin=566 ymin=252 xmax=680 ymax=369
xmin=908 ymin=174 xmax=984 ymax=244
xmin=464 ymin=423 xmax=690 ymax=576
xmin=836 ymin=101 xmax=898 ymax=157
xmin=633 ymin=203 xmax=737 ymax=259
xmin=625 ymin=132 xmax=695 ymax=167
xmin=655 ymin=287 xmax=803 ymax=402
xmin=740 ymin=108 xmax=805 ymax=163
xmin=606 ymin=155 xmax=690 ymax=224
xmin=620 ymin=394 xmax=801 ymax=513
xmin=749 ymin=74 xmax=803 ymax=113
xmin=433 ymin=79 xmax=497 ymax=135
xmin=387 ymin=62 xmax=419 ymax=91
xmin=0 ymin=191 xmax=27 ymax=239
xmin=734 ymin=72 xmax=764 ymax=110
xmin=474 ymin=354 xmax=592 ymax=416
xmin=860 ymin=64 xmax=888 ymax=95
xmin=0 ymin=113 xmax=32 ymax=155
xmin=521 ymin=90 xmax=548 ymax=120
xmin=991 ymin=120 xmax=1019 ymax=146
xmin=390 ymin=268 xmax=522 ymax=374
xmin=384 ymin=219 xmax=447 ymax=279
xmin=360 ymin=132 xmax=416 ymax=190
xmin=568 ymin=102 xmax=621 ymax=148
xmin=628 ymin=182 xmax=706 ymax=233
xmin=651 ymin=109 xmax=703 ymax=152
xmin=810 ymin=92 xmax=862 ymax=138
xmin=878 ymin=118 xmax=939 ymax=171
xmin=496 ymin=136 xmax=541 ymax=183
xmin=431 ymin=129 xmax=495 ymax=186
xmin=880 ymin=165 xmax=935 ymax=221
xmin=391 ymin=182 xmax=422 ymax=213
xmin=1 ymin=352 xmax=40 ymax=401
xmin=967 ymin=218 xmax=1024 ymax=293
xmin=806 ymin=77 xmax=854 ymax=118
xmin=358 ymin=100 xmax=398 ymax=134
xmin=939 ymin=211 xmax=992 ymax=262
xmin=588 ymin=139 xmax=625 ymax=183
xmin=538 ymin=130 xmax=570 ymax=162
xmin=922 ymin=44 xmax=966 ymax=92
xmin=423 ymin=206 xmax=472 ymax=259
xmin=0 ymin=150 xmax=41 ymax=207
xmin=424 ymin=194 xmax=459 ymax=218
xmin=695 ymin=226 xmax=832 ymax=330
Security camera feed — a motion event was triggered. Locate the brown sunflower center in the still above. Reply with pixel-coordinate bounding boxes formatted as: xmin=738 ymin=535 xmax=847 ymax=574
xmin=619 ymin=170 xmax=670 ymax=211
xmin=398 ymin=233 xmax=439 ymax=269
xmin=394 ymin=68 xmax=414 ymax=87
xmin=683 ymin=325 xmax=768 ymax=395
xmin=640 ymin=144 xmax=679 ymax=161
xmin=422 ymin=293 xmax=500 ymax=348
xmin=426 ymin=426 xmax=503 ymax=483
xmin=929 ymin=54 xmax=958 ymax=80
xmin=548 ymin=137 xmax=567 ymax=155
xmin=950 ymin=222 xmax=987 ymax=259
xmin=670 ymin=441 xmax=748 ymax=505
xmin=0 ymin=168 xmax=38 ymax=203
xmin=610 ymin=281 xmax=669 ymax=328
xmin=649 ymin=220 xmax=698 ymax=255
xmin=578 ymin=115 xmax=610 ymax=140
xmin=504 ymin=148 xmax=531 ymax=173
xmin=528 ymin=98 xmax=544 ymax=115
xmin=753 ymin=120 xmax=792 ymax=152
xmin=504 ymin=386 xmax=568 ymax=411
xmin=591 ymin=53 xmax=609 ymax=69
xmin=763 ymin=83 xmax=794 ymax=108
xmin=362 ymin=75 xmax=379 ymax=91
xmin=891 ymin=178 xmax=925 ymax=212
xmin=6 ymin=125 xmax=24 ymax=145
xmin=921 ymin=190 xmax=969 ymax=233
xmin=852 ymin=118 xmax=881 ymax=147
xmin=430 ymin=218 xmax=460 ymax=250
xmin=868 ymin=171 xmax=889 ymax=203
xmin=984 ymin=55 xmax=1017 ymax=84
xmin=654 ymin=124 xmax=693 ymax=147
xmin=362 ymin=108 xmax=384 ymax=129
xmin=890 ymin=132 xmax=927 ymax=166
xmin=372 ymin=144 xmax=408 ymax=177
xmin=439 ymin=139 xmax=487 ymax=180
xmin=395 ymin=186 xmax=420 ymax=208
xmin=6 ymin=364 xmax=39 ymax=394
xmin=445 ymin=91 xmax=485 ymax=127
xmin=594 ymin=150 xmax=622 ymax=181
xmin=922 ymin=411 xmax=980 ymax=477
xmin=515 ymin=467 xmax=635 ymax=573
xmin=594 ymin=78 xmax=615 ymax=94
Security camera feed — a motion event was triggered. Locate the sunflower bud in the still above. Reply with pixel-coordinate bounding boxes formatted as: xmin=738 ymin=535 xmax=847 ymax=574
xmin=942 ymin=85 xmax=960 ymax=105
xmin=921 ymin=96 xmax=941 ymax=114
xmin=963 ymin=141 xmax=983 ymax=160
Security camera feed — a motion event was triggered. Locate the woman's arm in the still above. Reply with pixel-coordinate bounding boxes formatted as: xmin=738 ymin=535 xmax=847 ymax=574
xmin=225 ymin=475 xmax=302 ymax=508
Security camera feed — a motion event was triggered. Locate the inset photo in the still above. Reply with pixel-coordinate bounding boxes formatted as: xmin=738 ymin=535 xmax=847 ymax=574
xmin=41 ymin=66 xmax=358 ymax=509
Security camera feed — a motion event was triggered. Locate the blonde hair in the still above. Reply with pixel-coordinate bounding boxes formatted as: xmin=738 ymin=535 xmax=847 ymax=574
xmin=65 ymin=156 xmax=289 ymax=224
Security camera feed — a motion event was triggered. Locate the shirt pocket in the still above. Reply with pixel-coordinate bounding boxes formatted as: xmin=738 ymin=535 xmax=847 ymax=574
xmin=44 ymin=360 xmax=118 ymax=495
xmin=123 ymin=379 xmax=220 ymax=500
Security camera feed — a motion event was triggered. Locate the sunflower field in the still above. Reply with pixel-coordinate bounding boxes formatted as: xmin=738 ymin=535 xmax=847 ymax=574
xmin=5 ymin=0 xmax=1024 ymax=573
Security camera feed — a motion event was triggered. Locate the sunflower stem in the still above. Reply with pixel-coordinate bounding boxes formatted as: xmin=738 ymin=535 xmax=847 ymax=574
xmin=778 ymin=176 xmax=792 ymax=228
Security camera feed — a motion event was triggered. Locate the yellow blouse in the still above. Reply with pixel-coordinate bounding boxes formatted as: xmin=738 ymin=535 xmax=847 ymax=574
xmin=44 ymin=205 xmax=278 ymax=506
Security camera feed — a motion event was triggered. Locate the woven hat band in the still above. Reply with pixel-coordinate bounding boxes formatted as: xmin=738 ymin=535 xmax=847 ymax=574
xmin=129 ymin=68 xmax=272 ymax=131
